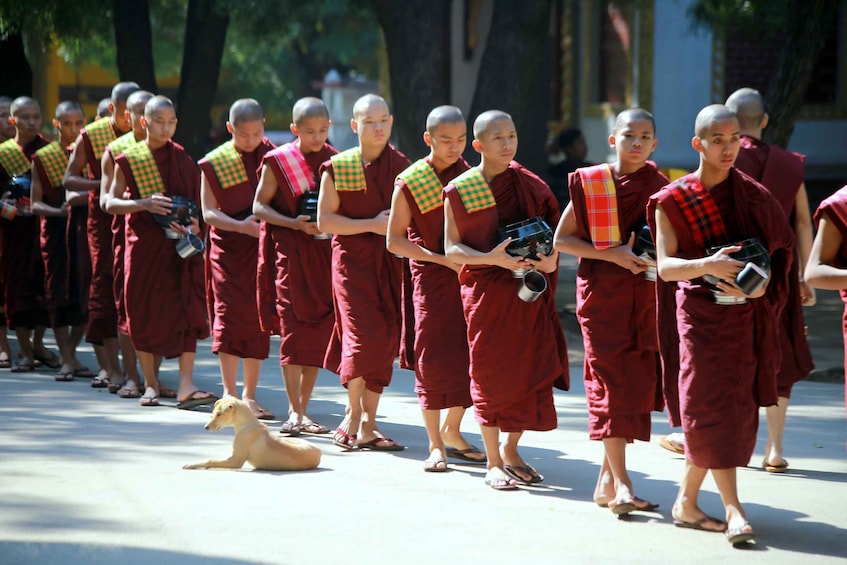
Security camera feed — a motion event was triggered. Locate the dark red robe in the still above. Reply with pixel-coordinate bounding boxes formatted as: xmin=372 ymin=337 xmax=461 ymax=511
xmin=812 ymin=186 xmax=847 ymax=410
xmin=115 ymin=141 xmax=209 ymax=358
xmin=32 ymin=147 xmax=84 ymax=328
xmin=81 ymin=122 xmax=120 ymax=343
xmin=320 ymin=144 xmax=410 ymax=392
xmin=0 ymin=135 xmax=50 ymax=329
xmin=397 ymin=157 xmax=472 ymax=410
xmin=734 ymin=135 xmax=814 ymax=396
xmin=102 ymin=145 xmax=130 ymax=334
xmin=444 ymin=162 xmax=569 ymax=432
xmin=259 ymin=143 xmax=337 ymax=367
xmin=647 ymin=168 xmax=793 ymax=469
xmin=198 ymin=140 xmax=274 ymax=360
xmin=568 ymin=163 xmax=667 ymax=441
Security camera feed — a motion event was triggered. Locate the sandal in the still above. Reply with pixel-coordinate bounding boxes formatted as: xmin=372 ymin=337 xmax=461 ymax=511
xmin=332 ymin=427 xmax=357 ymax=450
xmin=34 ymin=351 xmax=61 ymax=369
xmin=280 ymin=420 xmax=303 ymax=436
xmin=108 ymin=379 xmax=126 ymax=394
xmin=300 ymin=420 xmax=330 ymax=434
xmin=91 ymin=375 xmax=110 ymax=388
xmin=55 ymin=369 xmax=75 ymax=382
xmin=139 ymin=390 xmax=159 ymax=407
xmin=118 ymin=381 xmax=140 ymax=399
xmin=73 ymin=366 xmax=96 ymax=378
xmin=10 ymin=361 xmax=35 ymax=373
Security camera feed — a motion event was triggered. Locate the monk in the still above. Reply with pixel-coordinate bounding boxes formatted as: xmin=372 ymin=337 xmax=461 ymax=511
xmin=108 ymin=95 xmax=216 ymax=410
xmin=805 ymin=186 xmax=847 ymax=417
xmin=0 ymin=96 xmax=58 ymax=372
xmin=317 ymin=93 xmax=410 ymax=451
xmin=96 ymin=98 xmax=112 ymax=120
xmin=443 ymin=110 xmax=568 ymax=490
xmin=386 ymin=105 xmax=486 ymax=471
xmin=253 ymin=97 xmax=337 ymax=435
xmin=554 ymin=108 xmax=665 ymax=512
xmin=64 ymin=81 xmax=140 ymax=387
xmin=649 ymin=105 xmax=793 ymax=547
xmin=200 ymin=99 xmax=274 ymax=419
xmin=100 ymin=89 xmax=155 ymax=398
xmin=725 ymin=87 xmax=815 ymax=473
xmin=0 ymin=95 xmax=16 ymax=368
xmin=30 ymin=101 xmax=89 ymax=381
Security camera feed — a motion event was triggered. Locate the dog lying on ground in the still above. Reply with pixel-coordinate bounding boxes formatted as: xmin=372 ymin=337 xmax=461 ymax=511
xmin=183 ymin=397 xmax=321 ymax=471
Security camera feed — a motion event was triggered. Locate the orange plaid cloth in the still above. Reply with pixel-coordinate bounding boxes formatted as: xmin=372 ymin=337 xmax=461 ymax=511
xmin=34 ymin=141 xmax=69 ymax=187
xmin=123 ymin=142 xmax=165 ymax=198
xmin=578 ymin=164 xmax=621 ymax=249
xmin=84 ymin=118 xmax=117 ymax=161
xmin=0 ymin=139 xmax=31 ymax=176
xmin=330 ymin=148 xmax=366 ymax=192
xmin=451 ymin=167 xmax=495 ymax=213
xmin=396 ymin=159 xmax=444 ymax=214
xmin=205 ymin=141 xmax=248 ymax=189
xmin=108 ymin=132 xmax=140 ymax=159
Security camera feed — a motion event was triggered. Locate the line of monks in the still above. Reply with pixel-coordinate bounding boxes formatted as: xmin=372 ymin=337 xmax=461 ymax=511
xmin=1 ymin=84 xmax=846 ymax=550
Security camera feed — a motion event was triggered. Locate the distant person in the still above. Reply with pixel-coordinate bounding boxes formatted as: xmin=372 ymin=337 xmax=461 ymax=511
xmin=0 ymin=95 xmax=17 ymax=368
xmin=96 ymin=98 xmax=112 ymax=120
xmin=547 ymin=128 xmax=595 ymax=210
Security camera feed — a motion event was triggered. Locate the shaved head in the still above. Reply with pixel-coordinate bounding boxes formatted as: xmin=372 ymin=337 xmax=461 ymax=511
xmin=292 ymin=97 xmax=329 ymax=124
xmin=695 ymin=104 xmax=738 ymax=138
xmin=111 ymin=81 xmax=141 ymax=105
xmin=473 ymin=110 xmax=512 ymax=139
xmin=96 ymin=97 xmax=111 ymax=118
xmin=426 ymin=105 xmax=465 ymax=134
xmin=144 ymin=95 xmax=175 ymax=120
xmin=126 ymin=91 xmax=154 ymax=114
xmin=614 ymin=108 xmax=656 ymax=134
xmin=352 ymin=94 xmax=388 ymax=119
xmin=725 ymin=87 xmax=765 ymax=130
xmin=55 ymin=100 xmax=83 ymax=120
xmin=10 ymin=96 xmax=39 ymax=116
xmin=229 ymin=98 xmax=264 ymax=126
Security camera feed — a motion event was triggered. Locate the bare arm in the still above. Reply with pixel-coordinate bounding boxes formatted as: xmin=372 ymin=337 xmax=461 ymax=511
xmin=63 ymin=134 xmax=99 ymax=199
xmin=793 ymin=183 xmax=816 ymax=305
xmin=30 ymin=162 xmax=68 ymax=218
xmin=443 ymin=194 xmax=527 ymax=272
xmin=200 ymin=171 xmax=259 ymax=238
xmin=386 ymin=187 xmax=458 ymax=272
xmin=804 ymin=214 xmax=847 ymax=290
xmin=105 ymin=164 xmax=171 ymax=217
xmin=99 ymin=151 xmax=115 ymax=212
xmin=252 ymin=165 xmax=321 ymax=235
xmin=316 ymin=171 xmax=388 ymax=235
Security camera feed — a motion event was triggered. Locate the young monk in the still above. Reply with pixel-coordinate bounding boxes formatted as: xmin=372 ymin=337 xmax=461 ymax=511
xmin=386 ymin=105 xmax=486 ymax=471
xmin=30 ymin=101 xmax=89 ymax=381
xmin=64 ymin=81 xmax=140 ymax=387
xmin=107 ymin=95 xmax=216 ymax=409
xmin=725 ymin=87 xmax=815 ymax=473
xmin=443 ymin=110 xmax=569 ymax=490
xmin=649 ymin=105 xmax=793 ymax=546
xmin=100 ymin=89 xmax=155 ymax=398
xmin=95 ymin=98 xmax=112 ymax=120
xmin=554 ymin=108 xmax=665 ymax=512
xmin=253 ymin=97 xmax=337 ymax=435
xmin=317 ymin=93 xmax=410 ymax=450
xmin=0 ymin=95 xmax=17 ymax=368
xmin=0 ymin=96 xmax=58 ymax=372
xmin=199 ymin=99 xmax=274 ymax=419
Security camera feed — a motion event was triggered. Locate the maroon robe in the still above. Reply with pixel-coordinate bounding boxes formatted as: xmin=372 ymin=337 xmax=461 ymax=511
xmin=397 ymin=157 xmax=472 ymax=410
xmin=568 ymin=163 xmax=667 ymax=441
xmin=444 ymin=162 xmax=569 ymax=432
xmin=647 ymin=168 xmax=793 ymax=469
xmin=734 ymin=135 xmax=814 ymax=396
xmin=198 ymin=139 xmax=274 ymax=360
xmin=0 ymin=135 xmax=50 ymax=329
xmin=115 ymin=141 xmax=209 ymax=358
xmin=320 ymin=144 xmax=410 ymax=392
xmin=81 ymin=122 xmax=121 ymax=343
xmin=102 ymin=146 xmax=131 ymax=334
xmin=813 ymin=187 xmax=847 ymax=410
xmin=260 ymin=142 xmax=337 ymax=367
xmin=32 ymin=148 xmax=84 ymax=328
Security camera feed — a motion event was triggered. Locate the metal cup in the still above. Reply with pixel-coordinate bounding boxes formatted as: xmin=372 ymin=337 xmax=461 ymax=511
xmin=517 ymin=270 xmax=547 ymax=302
xmin=176 ymin=233 xmax=204 ymax=259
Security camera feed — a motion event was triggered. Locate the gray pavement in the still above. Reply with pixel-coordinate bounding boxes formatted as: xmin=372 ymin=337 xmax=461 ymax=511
xmin=1 ymin=259 xmax=845 ymax=564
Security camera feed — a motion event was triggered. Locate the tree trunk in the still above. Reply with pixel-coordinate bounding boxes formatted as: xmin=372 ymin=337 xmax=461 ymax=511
xmin=113 ymin=0 xmax=158 ymax=92
xmin=372 ymin=0 xmax=452 ymax=157
xmin=466 ymin=0 xmax=553 ymax=172
xmin=175 ymin=0 xmax=230 ymax=159
xmin=0 ymin=33 xmax=33 ymax=97
xmin=763 ymin=0 xmax=832 ymax=147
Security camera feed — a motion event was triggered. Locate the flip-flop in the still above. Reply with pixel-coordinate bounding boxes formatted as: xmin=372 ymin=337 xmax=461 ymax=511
xmin=763 ymin=459 xmax=789 ymax=473
xmin=609 ymin=497 xmax=660 ymax=515
xmin=658 ymin=434 xmax=685 ymax=454
xmin=10 ymin=361 xmax=35 ymax=373
xmin=503 ymin=464 xmax=544 ymax=485
xmin=484 ymin=472 xmax=518 ymax=491
xmin=108 ymin=379 xmax=126 ymax=394
xmin=673 ymin=515 xmax=727 ymax=532
xmin=279 ymin=421 xmax=302 ymax=436
xmin=300 ymin=420 xmax=330 ymax=434
xmin=332 ymin=427 xmax=358 ymax=450
xmin=90 ymin=375 xmax=110 ymax=389
xmin=0 ymin=358 xmax=11 ymax=369
xmin=176 ymin=390 xmax=218 ymax=410
xmin=445 ymin=445 xmax=487 ymax=463
xmin=118 ymin=381 xmax=140 ymax=399
xmin=55 ymin=369 xmax=75 ymax=382
xmin=358 ymin=437 xmax=405 ymax=451
xmin=34 ymin=352 xmax=61 ymax=369
xmin=726 ymin=523 xmax=755 ymax=546
xmin=423 ymin=456 xmax=448 ymax=473
xmin=73 ymin=367 xmax=96 ymax=378
xmin=139 ymin=393 xmax=159 ymax=407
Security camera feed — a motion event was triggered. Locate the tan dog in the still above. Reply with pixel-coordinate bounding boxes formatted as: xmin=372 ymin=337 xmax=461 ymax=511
xmin=184 ymin=397 xmax=321 ymax=471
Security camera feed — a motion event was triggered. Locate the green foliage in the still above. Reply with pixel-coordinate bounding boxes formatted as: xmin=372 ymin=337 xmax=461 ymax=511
xmin=687 ymin=0 xmax=790 ymax=36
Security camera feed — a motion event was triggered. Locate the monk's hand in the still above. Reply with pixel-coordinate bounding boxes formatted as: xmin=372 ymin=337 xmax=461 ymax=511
xmin=295 ymin=214 xmax=323 ymax=237
xmin=800 ymin=280 xmax=817 ymax=306
xmin=146 ymin=193 xmax=172 ymax=215
xmin=705 ymin=245 xmax=744 ymax=283
xmin=490 ymin=238 xmax=528 ymax=272
xmin=525 ymin=250 xmax=559 ymax=273
xmin=240 ymin=215 xmax=261 ymax=239
xmin=57 ymin=202 xmax=70 ymax=217
xmin=606 ymin=232 xmax=648 ymax=274
xmin=186 ymin=215 xmax=201 ymax=235
xmin=370 ymin=209 xmax=391 ymax=236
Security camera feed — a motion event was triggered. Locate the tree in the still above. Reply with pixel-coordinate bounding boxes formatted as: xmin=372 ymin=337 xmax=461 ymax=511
xmin=113 ymin=0 xmax=158 ymax=92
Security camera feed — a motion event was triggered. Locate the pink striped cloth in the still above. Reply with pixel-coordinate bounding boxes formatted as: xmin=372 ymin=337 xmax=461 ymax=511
xmin=272 ymin=139 xmax=315 ymax=196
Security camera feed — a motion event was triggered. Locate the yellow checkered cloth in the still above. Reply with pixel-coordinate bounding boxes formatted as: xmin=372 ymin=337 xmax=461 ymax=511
xmin=396 ymin=159 xmax=444 ymax=214
xmin=205 ymin=141 xmax=248 ymax=189
xmin=34 ymin=141 xmax=69 ymax=188
xmin=108 ymin=132 xmax=140 ymax=159
xmin=330 ymin=147 xmax=366 ymax=192
xmin=84 ymin=117 xmax=117 ymax=161
xmin=123 ymin=142 xmax=165 ymax=199
xmin=451 ymin=167 xmax=495 ymax=213
xmin=0 ymin=139 xmax=31 ymax=176
xmin=578 ymin=164 xmax=621 ymax=250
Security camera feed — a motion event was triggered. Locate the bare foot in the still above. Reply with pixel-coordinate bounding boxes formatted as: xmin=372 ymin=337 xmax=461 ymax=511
xmin=484 ymin=467 xmax=518 ymax=490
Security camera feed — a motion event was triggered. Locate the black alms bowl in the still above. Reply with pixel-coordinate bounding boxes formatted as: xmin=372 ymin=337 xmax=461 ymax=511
xmin=152 ymin=195 xmax=199 ymax=230
xmin=497 ymin=217 xmax=554 ymax=260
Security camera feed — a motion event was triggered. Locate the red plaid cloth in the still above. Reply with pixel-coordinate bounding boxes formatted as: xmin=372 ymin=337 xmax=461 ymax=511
xmin=272 ymin=139 xmax=314 ymax=196
xmin=578 ymin=164 xmax=620 ymax=249
xmin=668 ymin=174 xmax=728 ymax=249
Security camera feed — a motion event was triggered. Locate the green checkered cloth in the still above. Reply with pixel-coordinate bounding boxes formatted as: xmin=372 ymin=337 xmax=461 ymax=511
xmin=84 ymin=117 xmax=117 ymax=161
xmin=108 ymin=132 xmax=140 ymax=159
xmin=0 ymin=138 xmax=31 ymax=176
xmin=205 ymin=141 xmax=248 ymax=189
xmin=123 ymin=142 xmax=165 ymax=199
xmin=396 ymin=159 xmax=444 ymax=214
xmin=330 ymin=147 xmax=366 ymax=192
xmin=34 ymin=141 xmax=68 ymax=187
xmin=451 ymin=167 xmax=495 ymax=213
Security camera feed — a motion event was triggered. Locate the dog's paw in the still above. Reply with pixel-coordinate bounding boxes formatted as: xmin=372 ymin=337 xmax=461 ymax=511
xmin=183 ymin=463 xmax=208 ymax=470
